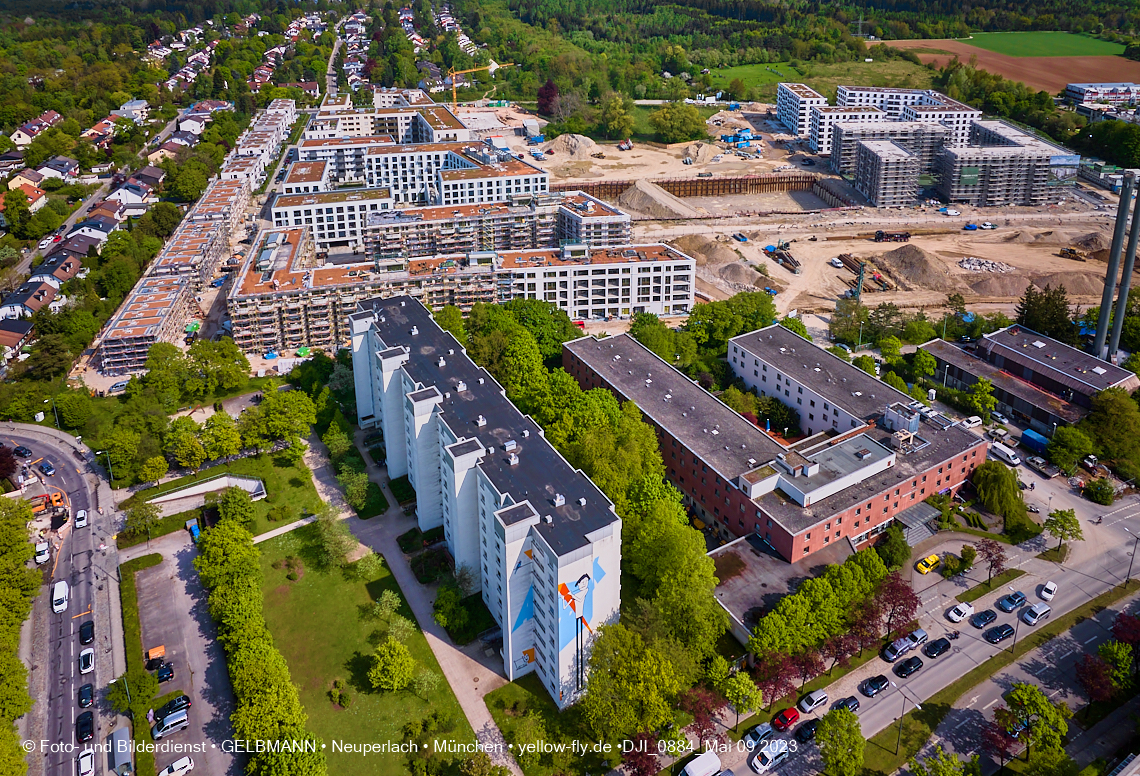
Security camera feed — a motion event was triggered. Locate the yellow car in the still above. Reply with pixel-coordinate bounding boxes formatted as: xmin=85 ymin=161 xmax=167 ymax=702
xmin=916 ymin=554 xmax=941 ymax=575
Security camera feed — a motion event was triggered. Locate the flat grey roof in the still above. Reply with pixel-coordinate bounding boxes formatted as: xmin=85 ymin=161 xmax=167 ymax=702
xmin=979 ymin=325 xmax=1140 ymax=396
xmin=799 ymin=434 xmax=893 ymax=494
xmin=359 ymin=296 xmax=617 ymax=556
xmin=730 ymin=325 xmax=912 ymax=420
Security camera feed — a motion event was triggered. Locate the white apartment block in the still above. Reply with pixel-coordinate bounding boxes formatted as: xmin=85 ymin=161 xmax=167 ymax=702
xmin=835 ymin=87 xmax=981 ymax=145
xmin=281 ymin=160 xmax=332 ymax=194
xmin=1065 ymin=82 xmax=1140 ymax=105
xmin=271 ymin=188 xmax=395 ymax=249
xmin=809 ymin=106 xmax=885 ymax=155
xmin=350 ymin=296 xmax=621 ymax=708
xmin=899 ymin=98 xmax=980 ymax=147
xmin=305 ymin=91 xmax=472 ymax=144
xmin=837 ymin=86 xmax=928 ymax=117
xmin=776 ymin=83 xmax=827 ymax=136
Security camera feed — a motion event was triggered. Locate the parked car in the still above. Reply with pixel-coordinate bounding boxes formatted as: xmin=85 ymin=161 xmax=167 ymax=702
xmin=1023 ymin=603 xmax=1052 ymax=626
xmin=894 ymin=656 xmax=924 ymax=678
xmin=34 ymin=542 xmax=50 ymax=565
xmin=79 ymin=620 xmax=94 ymax=645
xmin=963 ymin=223 xmax=978 ymax=231
xmin=996 ymin=591 xmax=1027 ymax=612
xmin=984 ymin=623 xmax=1016 ymax=644
xmin=970 ymin=609 xmax=998 ymax=628
xmin=157 ymin=695 xmax=193 ymax=720
xmin=75 ymin=509 xmax=88 ymax=528
xmin=835 ymin=696 xmax=861 ymax=713
xmin=159 ymin=756 xmax=195 ymax=776
xmin=77 ymin=748 xmax=95 ymax=776
xmin=916 ymin=554 xmax=941 ymax=575
xmin=13 ymin=446 xmax=32 ymax=458
xmin=980 ymin=222 xmax=996 ymax=229
xmin=799 ymin=689 xmax=828 ymax=714
xmin=76 ymin=711 xmax=94 ymax=743
xmin=963 ymin=416 xmax=983 ymax=428
xmin=830 ymin=257 xmax=845 ymax=268
xmin=78 ymin=683 xmax=93 ymax=708
xmin=794 ymin=719 xmax=819 ymax=743
xmin=39 ymin=461 xmax=56 ymax=476
xmin=772 ymin=707 xmax=799 ymax=731
xmin=79 ymin=648 xmax=94 ymax=674
xmin=947 ymin=602 xmax=974 ymax=623
xmin=1040 ymin=581 xmax=1057 ymax=601
xmin=156 ymin=662 xmax=175 ymax=683
xmin=750 ymin=743 xmax=790 ymax=772
xmin=861 ymin=674 xmax=889 ymax=697
xmin=991 ymin=411 xmax=1010 ymax=425
xmin=152 ymin=709 xmax=189 ymax=740
xmin=924 ymin=637 xmax=952 ymax=658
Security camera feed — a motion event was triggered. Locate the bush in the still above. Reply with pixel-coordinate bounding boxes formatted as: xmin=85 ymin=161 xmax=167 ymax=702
xmin=960 ymin=544 xmax=976 ymax=572
xmin=1085 ymin=478 xmax=1116 ymax=506
xmin=875 ymin=523 xmax=911 ymax=569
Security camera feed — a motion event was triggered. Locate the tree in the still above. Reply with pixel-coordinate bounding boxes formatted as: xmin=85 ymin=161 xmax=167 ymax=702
xmin=55 ymin=393 xmax=91 ymax=429
xmin=184 ymin=339 xmax=251 ymax=397
xmin=1098 ymin=640 xmax=1133 ymax=689
xmin=1075 ymin=654 xmax=1115 ymax=703
xmin=816 ymin=707 xmax=865 ymax=776
xmin=976 ymin=538 xmax=1007 ymax=585
xmin=337 ymin=465 xmax=370 ymax=511
xmin=1006 ymin=681 xmax=1072 ymax=756
xmin=103 ymin=426 xmax=142 ymax=481
xmin=878 ymin=335 xmax=902 ymax=363
xmin=459 ymin=752 xmax=511 ymax=776
xmin=1043 ymin=508 xmax=1083 ymax=552
xmin=621 ymin=732 xmax=659 ymax=776
xmin=960 ymin=544 xmax=977 ymax=572
xmin=722 ymin=672 xmax=762 ymax=728
xmin=371 ymin=589 xmax=402 ymax=621
xmin=172 ymin=433 xmax=207 ymax=471
xmin=1046 ymin=426 xmax=1095 ymax=473
xmin=218 ymin=486 xmax=256 ymax=525
xmin=822 ymin=634 xmax=858 ymax=674
xmin=580 ymin=624 xmax=681 ymax=741
xmin=194 ymin=518 xmax=260 ymax=589
xmin=648 ymin=101 xmax=708 ymax=143
xmin=909 ymin=745 xmax=981 ymax=776
xmin=537 ymin=78 xmax=559 ymax=115
xmin=981 ymin=716 xmax=1018 ymax=767
xmin=598 ymin=93 xmax=635 ymax=140
xmin=752 ymin=651 xmax=796 ymax=709
xmin=791 ymin=648 xmax=825 ymax=688
xmin=412 ymin=668 xmax=441 ymax=698
xmin=203 ymin=412 xmax=243 ymax=460
xmin=368 ymin=637 xmax=416 ymax=691
xmin=0 ymin=447 xmax=16 ymax=481
xmin=829 ymin=298 xmax=869 ymax=344
xmin=967 ymin=377 xmax=998 ymax=417
xmin=124 ymin=502 xmax=161 ymax=540
xmin=973 ymin=460 xmax=1027 ymax=526
xmin=913 ymin=349 xmax=937 ymax=380
xmin=1084 ymin=387 xmax=1140 ymax=461
xmin=852 ymin=354 xmax=876 ymax=375
xmin=875 ymin=523 xmax=910 ymax=569
xmin=259 ymin=388 xmax=318 ymax=444
xmin=780 ymin=315 xmax=811 ymax=340
xmin=877 ymin=572 xmax=920 ymax=637
xmin=1084 ymin=478 xmax=1116 ymax=506
xmin=432 ymin=304 xmax=468 ymax=347
xmin=1016 ymin=284 xmax=1076 ymax=344
xmin=138 ymin=456 xmax=169 ymax=485
xmin=314 ymin=505 xmax=356 ymax=568
xmin=1113 ymin=612 xmax=1140 ymax=648
xmin=680 ymin=687 xmax=725 ymax=744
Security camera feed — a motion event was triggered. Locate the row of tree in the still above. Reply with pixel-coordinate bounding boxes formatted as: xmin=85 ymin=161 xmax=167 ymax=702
xmin=0 ymin=500 xmax=37 ymax=776
xmin=194 ymin=491 xmax=327 ymax=776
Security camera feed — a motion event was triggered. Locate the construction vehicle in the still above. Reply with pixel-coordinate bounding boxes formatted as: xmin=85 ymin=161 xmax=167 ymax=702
xmin=874 ymin=230 xmax=911 ymax=242
xmin=617 ymin=139 xmax=633 ymax=151
xmin=1059 ymin=247 xmax=1087 ymax=261
xmin=27 ymin=494 xmax=49 ymax=514
xmin=447 ymin=63 xmax=516 ymax=110
xmin=590 ymin=152 xmax=606 ymax=159
xmin=526 ymin=134 xmax=545 ymax=146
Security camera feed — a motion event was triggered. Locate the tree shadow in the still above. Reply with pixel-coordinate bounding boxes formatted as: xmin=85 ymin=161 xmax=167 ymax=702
xmin=366 ymin=628 xmax=387 ymax=648
xmin=344 ymin=650 xmax=374 ymax=693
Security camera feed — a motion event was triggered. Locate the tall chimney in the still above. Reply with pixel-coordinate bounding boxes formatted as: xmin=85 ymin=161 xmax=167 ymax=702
xmin=1093 ymin=173 xmax=1135 ymax=358
xmin=1108 ymin=188 xmax=1140 ymax=361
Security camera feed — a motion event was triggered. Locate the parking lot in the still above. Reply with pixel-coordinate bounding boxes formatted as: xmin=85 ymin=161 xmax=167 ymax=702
xmin=133 ymin=535 xmax=237 ymax=774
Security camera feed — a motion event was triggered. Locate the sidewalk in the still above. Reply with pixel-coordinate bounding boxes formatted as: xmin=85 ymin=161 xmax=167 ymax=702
xmin=1069 ymin=693 xmax=1140 ymax=766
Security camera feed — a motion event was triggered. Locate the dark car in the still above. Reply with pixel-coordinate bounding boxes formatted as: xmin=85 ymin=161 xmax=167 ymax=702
xmin=79 ymin=620 xmax=94 ymax=645
xmin=924 ymin=637 xmax=951 ymax=658
xmin=156 ymin=662 xmax=175 ymax=683
xmin=157 ymin=695 xmax=193 ymax=719
xmin=39 ymin=460 xmax=56 ymax=476
xmin=76 ymin=711 xmax=94 ymax=743
xmin=836 ymin=696 xmax=861 ymax=713
xmin=145 ymin=656 xmax=165 ymax=671
xmin=861 ymin=674 xmax=889 ymax=698
xmin=894 ymin=656 xmax=924 ymax=678
xmin=985 ymin=624 xmax=1016 ymax=644
xmin=78 ymin=683 xmax=93 ymax=708
xmin=970 ymin=609 xmax=998 ymax=628
xmin=795 ymin=718 xmax=819 ymax=743
xmin=996 ymin=592 xmax=1027 ymax=612
xmin=13 ymin=446 xmax=32 ymax=458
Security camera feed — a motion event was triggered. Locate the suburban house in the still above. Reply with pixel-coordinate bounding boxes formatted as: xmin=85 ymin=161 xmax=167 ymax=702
xmin=0 ymin=281 xmax=57 ymax=319
xmin=68 ymin=215 xmax=119 ymax=244
xmin=37 ymin=155 xmax=79 ymax=183
xmin=10 ymin=110 xmax=63 ymax=148
xmin=132 ymin=165 xmax=166 ymax=190
xmin=0 ymin=151 xmax=25 ymax=175
xmin=28 ymin=253 xmax=82 ymax=290
xmin=178 ymin=114 xmax=211 ymax=135
xmin=80 ymin=117 xmax=119 ymax=150
xmin=0 ymin=184 xmax=48 ymax=228
xmin=111 ymin=100 xmax=150 ymax=123
xmin=105 ymin=181 xmax=155 ymax=217
xmin=0 ymin=318 xmax=34 ymax=357
xmin=167 ymin=130 xmax=199 ymax=148
xmin=147 ymin=142 xmax=183 ymax=164
xmin=8 ymin=168 xmax=45 ymax=191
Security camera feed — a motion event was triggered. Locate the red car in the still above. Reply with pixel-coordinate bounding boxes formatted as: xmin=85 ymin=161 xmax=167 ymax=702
xmin=772 ymin=707 xmax=800 ymax=731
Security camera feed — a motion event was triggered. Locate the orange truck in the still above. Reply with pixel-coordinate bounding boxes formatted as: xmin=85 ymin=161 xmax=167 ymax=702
xmin=26 ymin=495 xmax=49 ymax=514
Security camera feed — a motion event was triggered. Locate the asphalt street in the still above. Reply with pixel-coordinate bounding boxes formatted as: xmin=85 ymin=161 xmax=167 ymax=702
xmin=9 ymin=430 xmax=112 ymax=776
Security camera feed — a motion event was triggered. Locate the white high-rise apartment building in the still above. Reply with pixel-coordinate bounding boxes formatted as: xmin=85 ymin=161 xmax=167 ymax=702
xmin=776 ymin=83 xmax=827 ymax=136
xmin=351 ymin=296 xmax=621 ymax=708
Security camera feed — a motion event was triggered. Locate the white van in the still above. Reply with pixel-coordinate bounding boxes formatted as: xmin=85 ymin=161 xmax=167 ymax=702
xmin=992 ymin=442 xmax=1021 ymax=466
xmin=52 ymin=581 xmax=69 ymax=613
xmin=1023 ymin=603 xmax=1051 ymax=626
xmin=681 ymin=750 xmax=722 ymax=776
xmin=152 ymin=709 xmax=190 ymax=740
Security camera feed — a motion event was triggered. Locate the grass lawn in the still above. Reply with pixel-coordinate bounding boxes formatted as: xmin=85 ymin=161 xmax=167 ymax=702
xmin=120 ymin=452 xmax=322 ymax=537
xmin=795 ymin=59 xmax=935 ymax=103
xmin=1036 ymin=545 xmax=1071 ymax=564
xmin=119 ymin=554 xmax=163 ymax=776
xmin=863 ymin=579 xmax=1140 ymax=776
xmin=956 ymin=569 xmax=1027 ymax=603
xmin=388 ymin=475 xmax=417 ymax=505
xmin=117 ymin=507 xmax=197 ymax=550
xmin=705 ymin=62 xmax=802 ymax=93
xmin=965 ymin=32 xmax=1125 ymax=58
xmin=259 ymin=524 xmax=474 ymax=776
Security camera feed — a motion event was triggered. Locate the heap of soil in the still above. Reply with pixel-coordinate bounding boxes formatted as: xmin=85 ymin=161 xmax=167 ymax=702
xmin=683 ymin=142 xmax=719 ymax=164
xmin=970 ymin=271 xmax=1105 ymax=298
xmin=1071 ymin=232 xmax=1110 ymax=252
xmin=719 ymin=262 xmax=767 ymax=287
xmin=543 ymin=133 xmax=597 ymax=159
xmin=875 ymin=244 xmax=970 ymax=293
xmin=617 ymin=179 xmax=704 ymax=219
xmin=671 ymin=234 xmax=740 ymax=266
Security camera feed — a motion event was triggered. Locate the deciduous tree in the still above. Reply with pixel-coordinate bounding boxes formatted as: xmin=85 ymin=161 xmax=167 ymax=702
xmin=876 ymin=572 xmax=920 ymax=637
xmin=1098 ymin=640 xmax=1132 ymax=689
xmin=722 ymin=672 xmax=762 ymax=728
xmin=1044 ymin=508 xmax=1083 ymax=551
xmin=908 ymin=745 xmax=981 ymax=776
xmin=124 ymin=502 xmax=161 ymax=540
xmin=1075 ymin=654 xmax=1115 ymax=703
xmin=580 ymin=624 xmax=681 ymax=741
xmin=791 ymin=648 xmax=825 ymax=688
xmin=976 ymin=538 xmax=1007 ymax=585
xmin=816 ymin=707 xmax=865 ymax=776
xmin=138 ymin=455 xmax=169 ymax=485
xmin=369 ymin=637 xmax=416 ymax=691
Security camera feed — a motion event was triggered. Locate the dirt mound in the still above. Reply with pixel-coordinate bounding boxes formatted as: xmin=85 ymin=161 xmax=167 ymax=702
xmin=999 ymin=230 xmax=1038 ymax=244
xmin=544 ymin=133 xmax=597 ymax=159
xmin=719 ymin=262 xmax=766 ymax=286
xmin=617 ymin=179 xmax=703 ymax=219
xmin=683 ymin=142 xmax=719 ymax=164
xmin=1032 ymin=272 xmax=1105 ymax=296
xmin=1072 ymin=232 xmax=1110 ymax=252
xmin=671 ymin=234 xmax=739 ymax=266
xmin=875 ymin=244 xmax=969 ymax=293
xmin=970 ymin=275 xmax=1032 ymax=297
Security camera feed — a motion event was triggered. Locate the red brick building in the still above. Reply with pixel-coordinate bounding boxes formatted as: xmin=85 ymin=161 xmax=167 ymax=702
xmin=563 ymin=329 xmax=988 ymax=562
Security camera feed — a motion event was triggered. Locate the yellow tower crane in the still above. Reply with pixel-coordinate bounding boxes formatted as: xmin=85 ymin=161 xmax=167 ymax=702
xmin=447 ymin=63 xmax=515 ymax=111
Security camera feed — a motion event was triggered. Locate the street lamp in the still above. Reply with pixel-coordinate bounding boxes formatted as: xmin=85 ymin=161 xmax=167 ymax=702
xmin=889 ymin=682 xmax=922 ymax=755
xmin=95 ymin=450 xmax=113 ymax=482
xmin=1125 ymin=528 xmax=1140 ymax=583
xmin=43 ymin=398 xmax=59 ymax=429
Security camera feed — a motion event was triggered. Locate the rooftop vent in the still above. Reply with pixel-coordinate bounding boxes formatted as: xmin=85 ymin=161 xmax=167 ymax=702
xmin=553 ymin=494 xmax=566 ymax=507
xmin=748 ymin=458 xmax=757 ymax=465
xmin=578 ymin=497 xmax=586 ymax=506
xmin=456 ymin=381 xmax=467 ymax=392
xmin=543 ymin=514 xmax=553 ymax=524
xmin=1032 ymin=340 xmax=1046 ymax=348
xmin=476 ymin=415 xmax=487 ymax=427
xmin=855 ymin=448 xmax=872 ymax=460
xmin=410 ymin=325 xmax=419 ymax=335
xmin=1093 ymin=366 xmax=1107 ymax=375
xmin=448 ymin=349 xmax=455 ymax=355
xmin=478 ymin=377 xmax=485 ymax=384
xmin=400 ymin=301 xmax=406 ymax=307
xmin=522 ymin=429 xmax=530 ymax=438
xmin=509 ymin=452 xmax=519 ymax=466
xmin=438 ymin=357 xmax=446 ymax=367
xmin=504 ymin=439 xmax=517 ymax=451
xmin=711 ymin=429 xmax=720 ymax=435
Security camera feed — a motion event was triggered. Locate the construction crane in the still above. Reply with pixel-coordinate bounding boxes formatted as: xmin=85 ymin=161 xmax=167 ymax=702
xmin=447 ymin=63 xmax=515 ymax=111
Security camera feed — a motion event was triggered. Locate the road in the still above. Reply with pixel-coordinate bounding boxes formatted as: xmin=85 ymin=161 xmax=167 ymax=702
xmin=326 ymin=18 xmax=343 ymax=96
xmin=14 ymin=182 xmax=110 ymax=277
xmin=10 ymin=430 xmax=110 ymax=776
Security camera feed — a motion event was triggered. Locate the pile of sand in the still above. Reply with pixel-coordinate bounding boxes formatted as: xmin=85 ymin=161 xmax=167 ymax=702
xmin=1072 ymin=232 xmax=1111 ymax=252
xmin=671 ymin=234 xmax=739 ymax=266
xmin=719 ymin=262 xmax=767 ymax=286
xmin=970 ymin=271 xmax=1105 ymax=298
xmin=995 ymin=229 xmax=1110 ymax=252
xmin=543 ymin=133 xmax=597 ymax=159
xmin=876 ymin=244 xmax=969 ymax=293
xmin=617 ymin=179 xmax=704 ymax=220
xmin=683 ymin=142 xmax=719 ymax=164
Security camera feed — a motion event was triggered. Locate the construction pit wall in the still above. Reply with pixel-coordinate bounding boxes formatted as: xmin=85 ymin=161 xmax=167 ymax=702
xmin=226 ymin=226 xmax=695 ymax=356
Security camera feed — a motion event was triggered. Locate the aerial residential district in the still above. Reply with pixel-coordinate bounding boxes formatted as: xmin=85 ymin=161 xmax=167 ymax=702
xmin=7 ymin=4 xmax=1140 ymax=776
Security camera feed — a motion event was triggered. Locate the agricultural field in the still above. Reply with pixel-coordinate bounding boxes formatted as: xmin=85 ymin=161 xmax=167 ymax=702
xmin=964 ymin=31 xmax=1125 ymax=57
